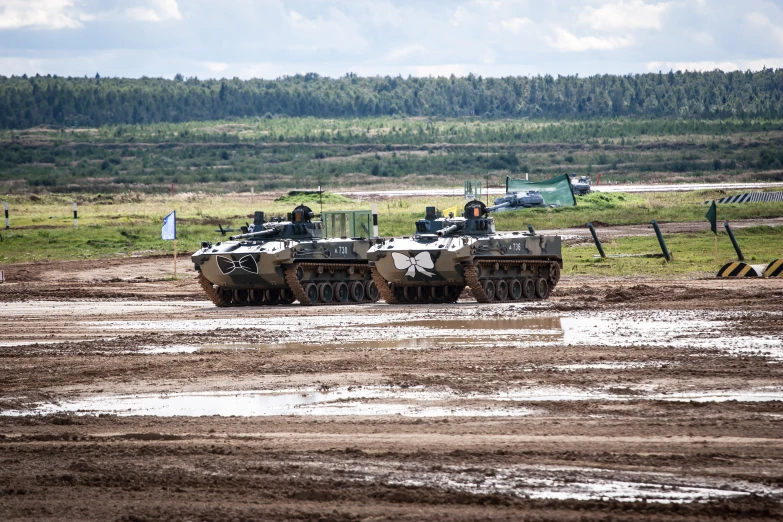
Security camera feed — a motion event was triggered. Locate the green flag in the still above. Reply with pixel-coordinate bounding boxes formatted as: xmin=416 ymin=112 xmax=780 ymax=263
xmin=705 ymin=200 xmax=717 ymax=235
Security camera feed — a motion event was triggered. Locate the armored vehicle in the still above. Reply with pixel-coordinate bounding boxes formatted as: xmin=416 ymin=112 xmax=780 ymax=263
xmin=368 ymin=201 xmax=562 ymax=304
xmin=571 ymin=175 xmax=591 ymax=196
xmin=192 ymin=205 xmax=380 ymax=306
xmin=490 ymin=190 xmax=546 ymax=211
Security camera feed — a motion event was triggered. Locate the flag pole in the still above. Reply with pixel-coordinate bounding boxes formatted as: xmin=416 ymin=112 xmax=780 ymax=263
xmin=174 ymin=239 xmax=178 ymax=278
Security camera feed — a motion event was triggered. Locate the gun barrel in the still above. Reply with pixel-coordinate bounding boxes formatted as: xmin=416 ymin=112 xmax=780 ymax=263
xmin=229 ymin=228 xmax=278 ymax=241
xmin=485 ymin=202 xmax=511 ymax=213
xmin=437 ymin=224 xmax=462 ymax=236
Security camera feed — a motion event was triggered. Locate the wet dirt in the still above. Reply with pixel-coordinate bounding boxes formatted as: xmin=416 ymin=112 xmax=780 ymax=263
xmin=1 ymin=257 xmax=783 ymax=520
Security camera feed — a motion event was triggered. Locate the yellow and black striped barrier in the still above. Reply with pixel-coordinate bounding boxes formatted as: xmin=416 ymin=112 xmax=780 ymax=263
xmin=764 ymin=259 xmax=783 ymax=278
xmin=716 ymin=262 xmax=765 ymax=278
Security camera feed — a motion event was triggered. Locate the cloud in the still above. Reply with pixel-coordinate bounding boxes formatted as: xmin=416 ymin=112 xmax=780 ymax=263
xmin=285 ymin=6 xmax=367 ymax=53
xmin=498 ymin=17 xmax=533 ymax=33
xmin=0 ymin=0 xmax=92 ymax=30
xmin=126 ymin=0 xmax=182 ymax=23
xmin=745 ymin=11 xmax=783 ymax=49
xmin=386 ymin=45 xmax=426 ymax=61
xmin=579 ymin=0 xmax=671 ymax=31
xmin=203 ymin=61 xmax=228 ymax=74
xmin=547 ymin=27 xmax=633 ymax=52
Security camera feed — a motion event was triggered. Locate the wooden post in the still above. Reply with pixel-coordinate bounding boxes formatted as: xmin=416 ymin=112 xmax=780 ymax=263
xmin=251 ymin=187 xmax=254 ymax=205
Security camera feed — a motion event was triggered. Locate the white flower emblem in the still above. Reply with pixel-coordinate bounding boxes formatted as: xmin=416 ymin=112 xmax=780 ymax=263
xmin=392 ymin=252 xmax=436 ymax=278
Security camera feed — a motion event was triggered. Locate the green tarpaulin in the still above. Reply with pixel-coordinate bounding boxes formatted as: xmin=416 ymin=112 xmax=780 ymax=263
xmin=505 ymin=174 xmax=577 ymax=207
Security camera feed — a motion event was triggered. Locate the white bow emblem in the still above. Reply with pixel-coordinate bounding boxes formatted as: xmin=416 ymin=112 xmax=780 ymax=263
xmin=392 ymin=252 xmax=435 ymax=278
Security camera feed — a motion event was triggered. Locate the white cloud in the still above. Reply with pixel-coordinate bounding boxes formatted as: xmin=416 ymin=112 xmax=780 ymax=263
xmin=203 ymin=61 xmax=228 ymax=74
xmin=498 ymin=17 xmax=533 ymax=33
xmin=547 ymin=27 xmax=633 ymax=52
xmin=691 ymin=31 xmax=713 ymax=46
xmin=386 ymin=45 xmax=426 ymax=61
xmin=126 ymin=0 xmax=182 ymax=23
xmin=285 ymin=6 xmax=367 ymax=52
xmin=745 ymin=11 xmax=783 ymax=49
xmin=579 ymin=0 xmax=671 ymax=31
xmin=0 ymin=0 xmax=91 ymax=30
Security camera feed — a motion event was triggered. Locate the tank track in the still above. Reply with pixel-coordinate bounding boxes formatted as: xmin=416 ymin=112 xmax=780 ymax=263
xmin=371 ymin=266 xmax=398 ymax=304
xmin=198 ymin=273 xmax=231 ymax=307
xmin=465 ymin=259 xmax=560 ymax=303
xmin=284 ymin=262 xmax=380 ymax=306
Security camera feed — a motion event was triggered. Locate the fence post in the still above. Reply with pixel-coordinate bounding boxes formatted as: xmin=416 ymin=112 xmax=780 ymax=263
xmin=723 ymin=221 xmax=744 ymax=262
xmin=587 ymin=222 xmax=606 ymax=258
xmin=372 ymin=203 xmax=379 ymax=239
xmin=651 ymin=220 xmax=671 ymax=261
xmin=73 ymin=202 xmax=78 ymax=228
xmin=3 ymin=201 xmax=8 ymax=229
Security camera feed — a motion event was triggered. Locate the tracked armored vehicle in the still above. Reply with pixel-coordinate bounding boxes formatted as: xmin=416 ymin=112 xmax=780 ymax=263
xmin=368 ymin=202 xmax=562 ymax=304
xmin=490 ymin=190 xmax=546 ymax=211
xmin=571 ymin=175 xmax=591 ymax=196
xmin=192 ymin=205 xmax=380 ymax=306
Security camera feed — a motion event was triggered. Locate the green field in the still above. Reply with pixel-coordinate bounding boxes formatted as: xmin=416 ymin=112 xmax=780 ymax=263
xmin=1 ymin=190 xmax=781 ymax=278
xmin=2 ymin=116 xmax=782 ymax=194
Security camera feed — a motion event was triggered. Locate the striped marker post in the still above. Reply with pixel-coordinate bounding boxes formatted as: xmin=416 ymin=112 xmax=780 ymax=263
xmin=764 ymin=259 xmax=783 ymax=278
xmin=73 ymin=202 xmax=78 ymax=228
xmin=716 ymin=262 xmax=765 ymax=278
xmin=3 ymin=201 xmax=8 ymax=229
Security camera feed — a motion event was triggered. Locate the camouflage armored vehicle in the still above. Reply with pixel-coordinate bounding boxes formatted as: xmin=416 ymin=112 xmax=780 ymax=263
xmin=368 ymin=201 xmax=562 ymax=304
xmin=571 ymin=174 xmax=591 ymax=196
xmin=192 ymin=205 xmax=380 ymax=306
xmin=490 ymin=190 xmax=546 ymax=211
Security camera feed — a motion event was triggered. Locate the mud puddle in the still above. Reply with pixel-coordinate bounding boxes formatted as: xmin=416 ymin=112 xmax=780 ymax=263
xmin=128 ymin=310 xmax=782 ymax=358
xmin=7 ymin=384 xmax=783 ymax=418
xmin=296 ymin=459 xmax=779 ymax=503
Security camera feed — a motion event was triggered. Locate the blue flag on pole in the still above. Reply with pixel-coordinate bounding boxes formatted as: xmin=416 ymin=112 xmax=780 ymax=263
xmin=162 ymin=211 xmax=176 ymax=240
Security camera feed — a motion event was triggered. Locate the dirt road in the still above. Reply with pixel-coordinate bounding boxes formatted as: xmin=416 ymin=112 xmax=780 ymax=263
xmin=1 ymin=257 xmax=782 ymax=521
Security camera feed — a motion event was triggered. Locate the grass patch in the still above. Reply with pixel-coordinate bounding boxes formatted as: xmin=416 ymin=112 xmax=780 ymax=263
xmin=273 ymin=191 xmax=355 ymax=206
xmin=0 ymin=190 xmax=781 ymax=277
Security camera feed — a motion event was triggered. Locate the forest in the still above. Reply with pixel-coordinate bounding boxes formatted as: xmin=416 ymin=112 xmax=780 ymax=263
xmin=1 ymin=68 xmax=783 ymax=129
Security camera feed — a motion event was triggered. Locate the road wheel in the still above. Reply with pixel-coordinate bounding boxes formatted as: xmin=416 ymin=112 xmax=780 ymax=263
xmin=249 ymin=289 xmax=265 ymax=304
xmin=509 ymin=279 xmax=523 ymax=301
xmin=264 ymin=289 xmax=280 ymax=304
xmin=522 ymin=278 xmax=535 ymax=300
xmin=279 ymin=288 xmax=295 ymax=305
xmin=403 ymin=286 xmax=419 ymax=303
xmin=348 ymin=281 xmax=365 ymax=302
xmin=332 ymin=282 xmax=349 ymax=303
xmin=365 ymin=280 xmax=380 ymax=302
xmin=318 ymin=283 xmax=333 ymax=304
xmin=535 ymin=277 xmax=550 ymax=299
xmin=550 ymin=263 xmax=561 ymax=286
xmin=304 ymin=283 xmax=318 ymax=304
xmin=482 ymin=280 xmax=495 ymax=301
xmin=233 ymin=289 xmax=249 ymax=304
xmin=495 ymin=280 xmax=509 ymax=301
xmin=430 ymin=286 xmax=445 ymax=303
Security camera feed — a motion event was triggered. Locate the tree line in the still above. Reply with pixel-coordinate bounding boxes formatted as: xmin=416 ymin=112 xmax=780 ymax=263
xmin=1 ymin=69 xmax=782 ymax=129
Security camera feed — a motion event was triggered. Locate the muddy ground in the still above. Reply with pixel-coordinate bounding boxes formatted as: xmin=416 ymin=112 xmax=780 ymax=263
xmin=1 ymin=257 xmax=782 ymax=521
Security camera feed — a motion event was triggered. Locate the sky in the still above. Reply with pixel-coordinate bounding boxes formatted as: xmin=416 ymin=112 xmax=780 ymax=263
xmin=0 ymin=0 xmax=782 ymax=79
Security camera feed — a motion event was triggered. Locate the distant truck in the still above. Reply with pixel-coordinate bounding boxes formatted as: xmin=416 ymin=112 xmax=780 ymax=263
xmin=570 ymin=175 xmax=592 ymax=196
